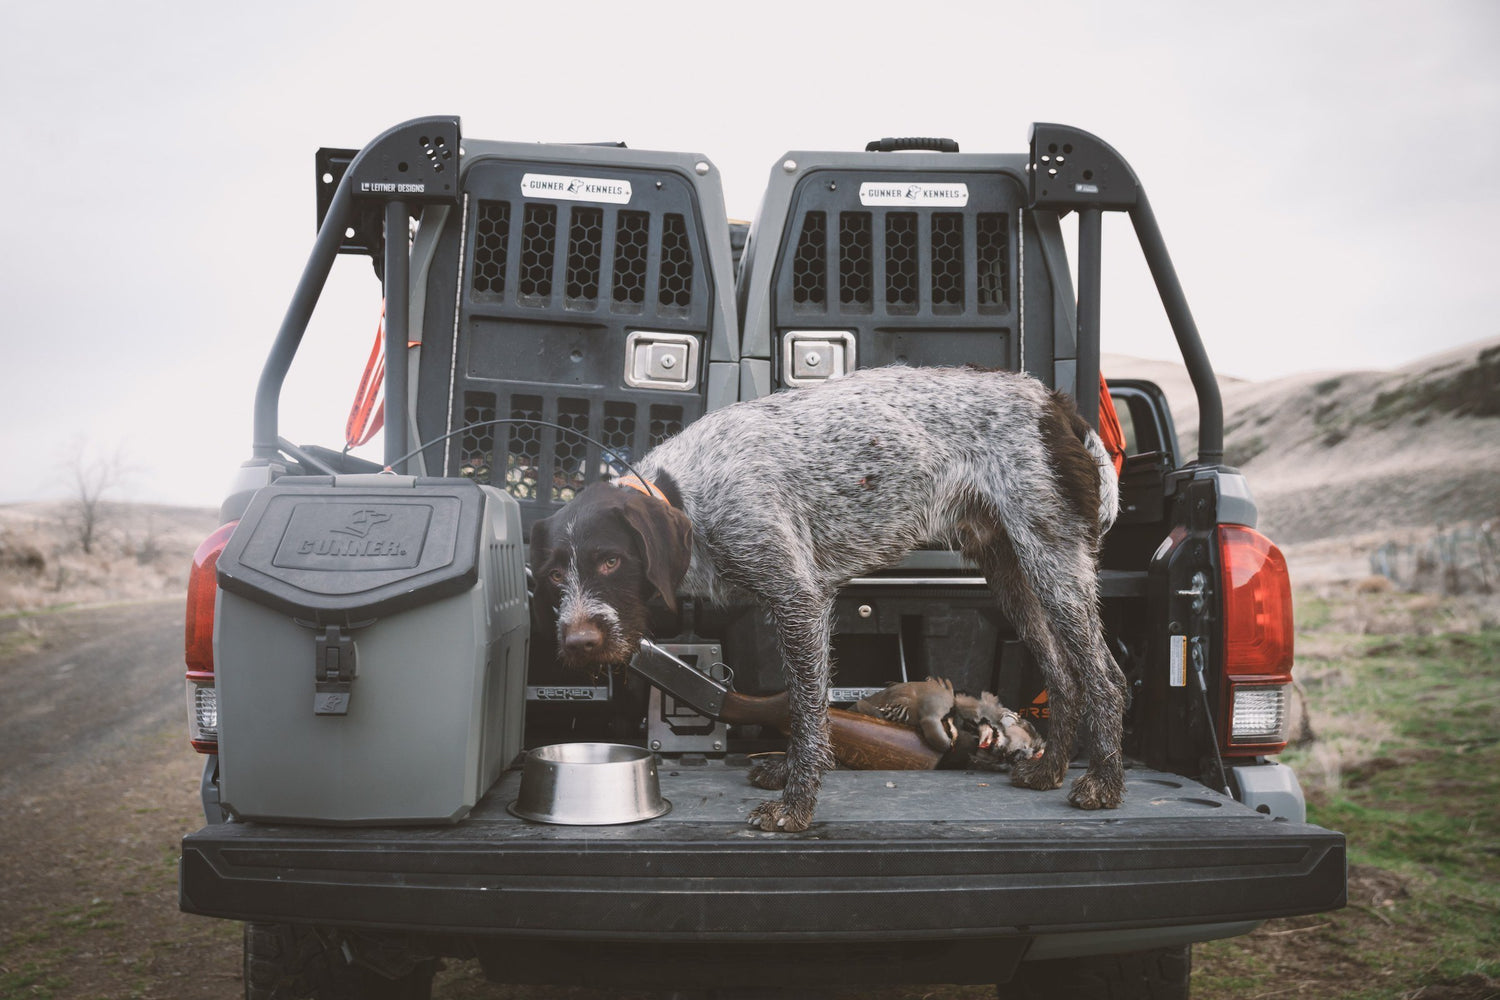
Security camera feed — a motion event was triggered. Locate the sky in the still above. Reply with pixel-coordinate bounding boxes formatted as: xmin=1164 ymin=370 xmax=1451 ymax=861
xmin=1 ymin=1 xmax=1496 ymax=508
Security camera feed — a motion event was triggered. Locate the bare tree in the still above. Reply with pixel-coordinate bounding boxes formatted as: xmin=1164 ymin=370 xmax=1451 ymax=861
xmin=66 ymin=441 xmax=127 ymax=555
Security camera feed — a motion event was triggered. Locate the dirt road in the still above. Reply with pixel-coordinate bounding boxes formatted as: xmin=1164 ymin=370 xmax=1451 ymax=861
xmin=0 ymin=602 xmax=240 ymax=999
xmin=1 ymin=602 xmax=184 ymax=792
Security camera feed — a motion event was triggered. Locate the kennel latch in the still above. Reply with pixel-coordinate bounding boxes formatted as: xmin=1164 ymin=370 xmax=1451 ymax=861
xmin=313 ymin=624 xmax=358 ymax=716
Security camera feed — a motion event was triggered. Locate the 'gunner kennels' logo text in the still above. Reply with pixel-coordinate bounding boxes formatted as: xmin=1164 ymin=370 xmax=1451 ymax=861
xmin=521 ymin=173 xmax=633 ymax=205
xmin=858 ymin=181 xmax=970 ymax=207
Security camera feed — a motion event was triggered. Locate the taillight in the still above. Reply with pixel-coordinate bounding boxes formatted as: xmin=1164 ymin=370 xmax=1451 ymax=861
xmin=1219 ymin=524 xmax=1294 ymax=755
xmin=185 ymin=522 xmax=236 ymax=754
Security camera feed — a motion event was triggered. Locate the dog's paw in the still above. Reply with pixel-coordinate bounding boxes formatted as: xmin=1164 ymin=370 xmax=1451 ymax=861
xmin=747 ymin=755 xmax=789 ymax=790
xmin=1010 ymin=751 xmax=1066 ymax=790
xmin=1067 ymin=769 xmax=1124 ymax=810
xmin=747 ymin=799 xmax=812 ymax=833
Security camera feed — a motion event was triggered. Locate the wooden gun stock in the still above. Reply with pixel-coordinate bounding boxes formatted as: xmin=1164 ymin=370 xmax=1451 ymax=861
xmin=719 ymin=690 xmax=942 ymax=771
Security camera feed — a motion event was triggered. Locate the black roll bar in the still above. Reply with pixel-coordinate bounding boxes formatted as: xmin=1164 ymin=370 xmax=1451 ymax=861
xmin=252 ymin=176 xmax=354 ymax=462
xmin=1074 ymin=206 xmax=1103 ymax=432
xmin=1128 ymin=190 xmax=1224 ymax=466
xmin=1029 ymin=124 xmax=1225 ymax=467
xmin=251 ymin=116 xmax=461 ymax=466
xmin=382 ymin=201 xmax=410 ymax=471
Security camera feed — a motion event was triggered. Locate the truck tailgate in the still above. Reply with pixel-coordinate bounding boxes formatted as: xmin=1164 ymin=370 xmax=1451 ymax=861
xmin=180 ymin=762 xmax=1345 ymax=940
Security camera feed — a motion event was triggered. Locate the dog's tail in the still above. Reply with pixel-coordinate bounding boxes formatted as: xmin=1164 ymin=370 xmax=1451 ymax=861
xmin=1082 ymin=428 xmax=1121 ymax=534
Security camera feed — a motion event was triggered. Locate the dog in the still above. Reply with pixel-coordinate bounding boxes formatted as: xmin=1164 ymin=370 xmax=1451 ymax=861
xmin=529 ymin=365 xmax=1124 ymax=832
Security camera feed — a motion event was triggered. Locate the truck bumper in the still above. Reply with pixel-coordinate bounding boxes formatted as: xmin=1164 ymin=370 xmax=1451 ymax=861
xmin=181 ymin=762 xmax=1344 ymax=951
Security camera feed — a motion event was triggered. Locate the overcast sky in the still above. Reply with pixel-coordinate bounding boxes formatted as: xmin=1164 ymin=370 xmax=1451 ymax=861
xmin=2 ymin=1 xmax=1496 ymax=508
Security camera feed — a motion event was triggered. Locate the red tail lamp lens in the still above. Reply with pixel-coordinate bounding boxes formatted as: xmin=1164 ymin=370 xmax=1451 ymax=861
xmin=185 ymin=522 xmax=236 ymax=674
xmin=1219 ymin=525 xmax=1294 ymax=754
xmin=184 ymin=522 xmax=235 ymax=754
xmin=1219 ymin=525 xmax=1293 ymax=678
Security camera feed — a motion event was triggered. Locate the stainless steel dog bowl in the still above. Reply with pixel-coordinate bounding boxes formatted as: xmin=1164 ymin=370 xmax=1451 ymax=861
xmin=508 ymin=743 xmax=671 ymax=825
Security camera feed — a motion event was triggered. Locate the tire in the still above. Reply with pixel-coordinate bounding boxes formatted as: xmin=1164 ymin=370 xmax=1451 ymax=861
xmin=243 ymin=923 xmax=437 ymax=1000
xmin=1002 ymin=945 xmax=1191 ymax=1000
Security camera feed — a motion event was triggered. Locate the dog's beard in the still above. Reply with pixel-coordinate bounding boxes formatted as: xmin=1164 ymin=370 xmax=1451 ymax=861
xmin=553 ymin=567 xmax=646 ymax=670
xmin=553 ymin=601 xmax=648 ymax=673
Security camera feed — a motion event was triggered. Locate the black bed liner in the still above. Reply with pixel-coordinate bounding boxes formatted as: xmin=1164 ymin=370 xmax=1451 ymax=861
xmin=180 ymin=762 xmax=1345 ymax=940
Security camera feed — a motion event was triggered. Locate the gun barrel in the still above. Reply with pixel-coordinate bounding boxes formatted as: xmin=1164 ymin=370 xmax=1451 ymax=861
xmin=630 ymin=641 xmax=942 ymax=770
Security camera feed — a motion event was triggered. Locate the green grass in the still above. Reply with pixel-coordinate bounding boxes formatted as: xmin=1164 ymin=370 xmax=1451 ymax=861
xmin=1294 ymin=589 xmax=1335 ymax=630
xmin=49 ymin=899 xmax=124 ymax=936
xmin=1196 ymin=612 xmax=1500 ymax=999
xmin=0 ymin=623 xmax=44 ymax=659
xmin=0 ymin=963 xmax=70 ymax=999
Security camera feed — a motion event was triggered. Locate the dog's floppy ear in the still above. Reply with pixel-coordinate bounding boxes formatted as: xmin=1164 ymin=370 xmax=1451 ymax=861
xmin=527 ymin=514 xmax=558 ymax=629
xmin=618 ymin=491 xmax=693 ymax=612
xmin=528 ymin=515 xmax=555 ymax=579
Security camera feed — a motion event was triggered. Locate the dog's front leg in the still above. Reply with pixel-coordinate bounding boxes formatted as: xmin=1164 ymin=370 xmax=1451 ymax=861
xmin=747 ymin=593 xmax=836 ymax=832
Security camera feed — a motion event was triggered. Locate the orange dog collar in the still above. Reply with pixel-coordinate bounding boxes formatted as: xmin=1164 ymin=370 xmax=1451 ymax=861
xmin=615 ymin=475 xmax=670 ymax=505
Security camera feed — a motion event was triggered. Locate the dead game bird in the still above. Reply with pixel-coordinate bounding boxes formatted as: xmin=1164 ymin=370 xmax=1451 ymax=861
xmin=954 ymin=690 xmax=1046 ymax=770
xmin=851 ymin=677 xmax=959 ymax=752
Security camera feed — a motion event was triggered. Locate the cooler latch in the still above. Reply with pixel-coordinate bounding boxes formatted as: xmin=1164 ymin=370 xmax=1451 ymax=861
xmin=313 ymin=625 xmax=358 ymax=716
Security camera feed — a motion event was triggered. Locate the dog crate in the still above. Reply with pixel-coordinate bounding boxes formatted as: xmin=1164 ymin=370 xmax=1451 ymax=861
xmin=213 ymin=476 xmax=528 ymax=824
xmin=738 ymin=137 xmax=1089 ymax=406
xmin=729 ymin=134 xmax=1136 ymax=705
xmin=396 ymin=138 xmax=742 ymax=540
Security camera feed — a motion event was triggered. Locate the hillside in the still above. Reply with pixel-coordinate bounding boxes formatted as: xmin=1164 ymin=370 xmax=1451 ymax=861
xmin=0 ymin=501 xmax=219 ymax=614
xmin=1110 ymin=338 xmax=1500 ymax=546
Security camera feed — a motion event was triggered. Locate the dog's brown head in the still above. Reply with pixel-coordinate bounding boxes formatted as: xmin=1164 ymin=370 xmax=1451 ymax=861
xmin=529 ymin=481 xmax=693 ymax=670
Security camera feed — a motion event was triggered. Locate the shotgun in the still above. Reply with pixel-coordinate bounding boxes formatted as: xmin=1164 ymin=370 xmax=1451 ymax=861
xmin=630 ymin=640 xmax=942 ymax=770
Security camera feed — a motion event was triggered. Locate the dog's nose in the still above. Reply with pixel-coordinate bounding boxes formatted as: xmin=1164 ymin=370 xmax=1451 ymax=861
xmin=562 ymin=623 xmax=605 ymax=654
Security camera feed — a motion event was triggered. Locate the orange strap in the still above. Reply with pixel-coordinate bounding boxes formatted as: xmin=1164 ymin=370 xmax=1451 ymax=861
xmin=345 ymin=307 xmax=386 ymax=449
xmin=345 ymin=303 xmax=421 ymax=451
xmin=1098 ymin=372 xmax=1126 ymax=476
xmin=615 ymin=475 xmax=670 ymax=505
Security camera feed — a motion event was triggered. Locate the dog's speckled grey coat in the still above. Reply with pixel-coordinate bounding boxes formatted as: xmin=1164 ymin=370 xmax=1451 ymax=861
xmin=537 ymin=365 xmax=1123 ymax=832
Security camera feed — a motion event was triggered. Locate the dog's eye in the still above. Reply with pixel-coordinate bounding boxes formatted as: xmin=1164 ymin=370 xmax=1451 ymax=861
xmin=598 ymin=555 xmax=621 ymax=575
xmin=548 ymin=568 xmax=565 ymax=585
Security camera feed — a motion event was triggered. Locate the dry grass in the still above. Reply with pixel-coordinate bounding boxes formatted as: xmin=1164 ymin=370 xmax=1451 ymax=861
xmin=0 ymin=501 xmax=218 ymax=615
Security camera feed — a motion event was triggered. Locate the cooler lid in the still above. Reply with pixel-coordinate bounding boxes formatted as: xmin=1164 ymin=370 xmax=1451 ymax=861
xmin=217 ymin=476 xmax=485 ymax=620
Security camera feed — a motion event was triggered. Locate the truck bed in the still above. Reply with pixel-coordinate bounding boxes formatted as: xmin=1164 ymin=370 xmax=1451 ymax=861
xmin=181 ymin=760 xmax=1345 ymax=944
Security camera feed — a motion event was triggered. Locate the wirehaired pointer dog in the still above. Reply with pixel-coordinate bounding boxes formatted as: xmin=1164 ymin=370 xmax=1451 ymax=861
xmin=529 ymin=365 xmax=1123 ymax=832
